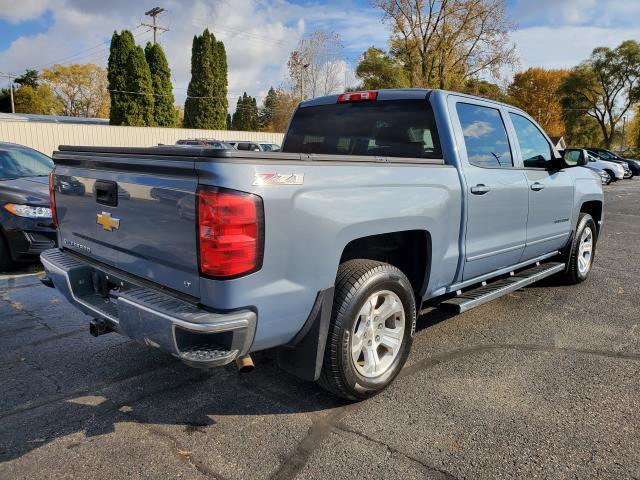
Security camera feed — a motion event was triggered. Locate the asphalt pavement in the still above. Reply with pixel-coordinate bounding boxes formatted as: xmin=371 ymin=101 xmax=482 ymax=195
xmin=0 ymin=181 xmax=639 ymax=479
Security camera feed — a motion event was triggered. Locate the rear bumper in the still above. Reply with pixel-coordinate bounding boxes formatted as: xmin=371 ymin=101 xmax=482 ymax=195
xmin=40 ymin=248 xmax=256 ymax=368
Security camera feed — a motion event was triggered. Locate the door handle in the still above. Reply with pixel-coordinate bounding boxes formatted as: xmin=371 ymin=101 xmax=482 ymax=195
xmin=530 ymin=182 xmax=545 ymax=191
xmin=470 ymin=184 xmax=491 ymax=195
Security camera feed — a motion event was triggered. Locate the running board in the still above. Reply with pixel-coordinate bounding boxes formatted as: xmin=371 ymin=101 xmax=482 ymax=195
xmin=439 ymin=262 xmax=565 ymax=313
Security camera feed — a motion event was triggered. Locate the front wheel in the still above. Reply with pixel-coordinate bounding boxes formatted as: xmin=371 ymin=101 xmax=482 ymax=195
xmin=562 ymin=213 xmax=597 ymax=284
xmin=317 ymin=260 xmax=416 ymax=401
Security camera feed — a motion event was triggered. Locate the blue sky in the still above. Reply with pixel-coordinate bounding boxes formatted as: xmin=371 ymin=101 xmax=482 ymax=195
xmin=0 ymin=0 xmax=639 ymax=105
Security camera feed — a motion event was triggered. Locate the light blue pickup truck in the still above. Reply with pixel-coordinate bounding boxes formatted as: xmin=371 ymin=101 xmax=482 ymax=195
xmin=42 ymin=89 xmax=603 ymax=400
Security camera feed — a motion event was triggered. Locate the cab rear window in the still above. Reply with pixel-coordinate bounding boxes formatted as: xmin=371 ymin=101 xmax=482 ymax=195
xmin=282 ymin=99 xmax=441 ymax=159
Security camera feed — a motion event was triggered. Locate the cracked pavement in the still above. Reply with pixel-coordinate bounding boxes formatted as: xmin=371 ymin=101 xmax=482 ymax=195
xmin=1 ymin=182 xmax=639 ymax=479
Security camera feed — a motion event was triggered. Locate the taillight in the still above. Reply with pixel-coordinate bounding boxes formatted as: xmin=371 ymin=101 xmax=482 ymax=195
xmin=197 ymin=187 xmax=264 ymax=278
xmin=49 ymin=171 xmax=58 ymax=227
xmin=337 ymin=90 xmax=378 ymax=103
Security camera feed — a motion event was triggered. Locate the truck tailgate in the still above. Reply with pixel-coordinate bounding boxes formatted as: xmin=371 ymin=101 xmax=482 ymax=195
xmin=52 ymin=150 xmax=200 ymax=298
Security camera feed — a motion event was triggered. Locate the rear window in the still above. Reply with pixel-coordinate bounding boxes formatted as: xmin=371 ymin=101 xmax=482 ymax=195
xmin=282 ymin=99 xmax=441 ymax=159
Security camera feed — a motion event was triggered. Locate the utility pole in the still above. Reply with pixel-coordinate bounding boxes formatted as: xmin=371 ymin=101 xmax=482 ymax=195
xmin=8 ymin=75 xmax=14 ymax=114
xmin=300 ymin=63 xmax=309 ymax=101
xmin=622 ymin=115 xmax=627 ymax=150
xmin=142 ymin=7 xmax=169 ymax=45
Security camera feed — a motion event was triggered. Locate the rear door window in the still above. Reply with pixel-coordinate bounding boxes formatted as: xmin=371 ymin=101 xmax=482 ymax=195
xmin=282 ymin=99 xmax=441 ymax=159
xmin=456 ymin=103 xmax=513 ymax=168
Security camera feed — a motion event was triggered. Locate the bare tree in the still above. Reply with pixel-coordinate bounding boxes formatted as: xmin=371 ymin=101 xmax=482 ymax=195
xmin=378 ymin=0 xmax=518 ymax=89
xmin=288 ymin=32 xmax=345 ymax=100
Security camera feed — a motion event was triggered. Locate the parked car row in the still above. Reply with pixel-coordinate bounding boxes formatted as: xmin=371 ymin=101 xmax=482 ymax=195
xmin=562 ymin=147 xmax=638 ymax=185
xmin=175 ymin=138 xmax=281 ymax=152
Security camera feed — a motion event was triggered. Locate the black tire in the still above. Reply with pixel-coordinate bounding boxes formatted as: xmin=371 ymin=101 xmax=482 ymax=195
xmin=605 ymin=170 xmax=617 ymax=182
xmin=563 ymin=213 xmax=597 ymax=284
xmin=0 ymin=234 xmax=13 ymax=272
xmin=317 ymin=260 xmax=416 ymax=401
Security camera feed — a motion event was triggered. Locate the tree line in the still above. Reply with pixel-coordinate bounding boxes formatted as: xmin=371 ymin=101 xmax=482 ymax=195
xmin=4 ymin=0 xmax=640 ymax=147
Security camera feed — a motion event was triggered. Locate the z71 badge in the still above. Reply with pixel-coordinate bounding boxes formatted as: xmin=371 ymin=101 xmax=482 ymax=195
xmin=253 ymin=173 xmax=304 ymax=186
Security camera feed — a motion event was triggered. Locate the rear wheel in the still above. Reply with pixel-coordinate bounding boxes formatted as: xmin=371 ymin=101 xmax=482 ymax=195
xmin=562 ymin=213 xmax=597 ymax=284
xmin=317 ymin=260 xmax=416 ymax=401
xmin=0 ymin=234 xmax=13 ymax=272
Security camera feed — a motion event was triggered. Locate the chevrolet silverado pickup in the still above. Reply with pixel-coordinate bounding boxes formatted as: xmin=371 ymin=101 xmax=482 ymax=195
xmin=42 ymin=89 xmax=603 ymax=400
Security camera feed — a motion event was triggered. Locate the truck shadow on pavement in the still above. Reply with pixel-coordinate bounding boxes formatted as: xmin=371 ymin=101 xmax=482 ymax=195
xmin=0 ymin=304 xmax=454 ymax=463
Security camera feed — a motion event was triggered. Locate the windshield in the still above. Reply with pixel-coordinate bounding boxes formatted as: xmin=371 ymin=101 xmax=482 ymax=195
xmin=282 ymin=99 xmax=441 ymax=159
xmin=593 ymin=149 xmax=617 ymax=160
xmin=260 ymin=144 xmax=281 ymax=152
xmin=0 ymin=147 xmax=53 ymax=180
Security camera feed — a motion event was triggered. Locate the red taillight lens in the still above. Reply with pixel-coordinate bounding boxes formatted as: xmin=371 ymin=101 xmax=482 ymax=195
xmin=337 ymin=90 xmax=378 ymax=103
xmin=49 ymin=171 xmax=58 ymax=227
xmin=198 ymin=187 xmax=263 ymax=278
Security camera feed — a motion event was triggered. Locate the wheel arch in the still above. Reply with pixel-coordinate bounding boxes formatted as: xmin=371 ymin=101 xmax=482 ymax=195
xmin=339 ymin=229 xmax=432 ymax=299
xmin=579 ymin=200 xmax=603 ymax=234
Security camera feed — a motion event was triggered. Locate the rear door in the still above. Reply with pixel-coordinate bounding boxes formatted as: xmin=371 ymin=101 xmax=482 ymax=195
xmin=450 ymin=97 xmax=529 ymax=280
xmin=506 ymin=111 xmax=574 ymax=260
xmin=53 ymin=152 xmax=201 ymax=297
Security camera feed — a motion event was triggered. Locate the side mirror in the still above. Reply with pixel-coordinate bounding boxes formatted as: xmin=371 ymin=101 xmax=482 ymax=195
xmin=560 ymin=149 xmax=586 ymax=168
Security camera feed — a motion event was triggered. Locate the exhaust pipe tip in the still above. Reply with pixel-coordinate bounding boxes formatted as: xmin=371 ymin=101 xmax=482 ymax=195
xmin=235 ymin=354 xmax=255 ymax=373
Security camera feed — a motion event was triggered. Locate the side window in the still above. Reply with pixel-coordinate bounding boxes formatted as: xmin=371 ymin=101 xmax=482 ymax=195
xmin=509 ymin=113 xmax=553 ymax=168
xmin=237 ymin=143 xmax=250 ymax=151
xmin=456 ymin=103 xmax=513 ymax=168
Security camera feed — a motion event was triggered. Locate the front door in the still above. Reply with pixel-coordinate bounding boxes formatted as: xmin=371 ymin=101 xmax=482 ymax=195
xmin=507 ymin=112 xmax=574 ymax=260
xmin=452 ymin=100 xmax=529 ymax=281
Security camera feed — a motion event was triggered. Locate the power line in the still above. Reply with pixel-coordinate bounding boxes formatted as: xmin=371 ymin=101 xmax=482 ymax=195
xmin=27 ymin=25 xmax=147 ymax=72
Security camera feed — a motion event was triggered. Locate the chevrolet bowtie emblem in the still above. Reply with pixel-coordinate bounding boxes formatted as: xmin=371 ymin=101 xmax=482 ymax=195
xmin=96 ymin=211 xmax=120 ymax=232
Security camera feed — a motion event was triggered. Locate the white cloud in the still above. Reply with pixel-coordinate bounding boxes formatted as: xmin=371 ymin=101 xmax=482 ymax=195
xmin=463 ymin=121 xmax=494 ymax=138
xmin=513 ymin=0 xmax=598 ymax=26
xmin=0 ymin=0 xmax=52 ymax=23
xmin=511 ymin=25 xmax=640 ymax=72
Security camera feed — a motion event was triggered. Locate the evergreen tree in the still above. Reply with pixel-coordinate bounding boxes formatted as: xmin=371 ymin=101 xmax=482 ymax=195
xmin=231 ymin=94 xmax=246 ymax=130
xmin=249 ymin=97 xmax=259 ymax=130
xmin=226 ymin=113 xmax=232 ymax=130
xmin=14 ymin=69 xmax=40 ymax=89
xmin=259 ymin=87 xmax=277 ymax=129
xmin=145 ymin=42 xmax=175 ymax=127
xmin=122 ymin=44 xmax=155 ymax=126
xmin=231 ymin=92 xmax=259 ymax=131
xmin=214 ymin=36 xmax=229 ymax=129
xmin=184 ymin=29 xmax=228 ymax=129
xmin=107 ymin=30 xmax=135 ymax=125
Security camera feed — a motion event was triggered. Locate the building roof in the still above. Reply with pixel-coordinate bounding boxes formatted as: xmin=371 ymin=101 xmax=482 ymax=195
xmin=0 ymin=112 xmax=109 ymax=125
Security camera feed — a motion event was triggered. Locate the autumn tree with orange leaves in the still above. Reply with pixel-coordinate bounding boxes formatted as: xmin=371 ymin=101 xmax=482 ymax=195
xmin=508 ymin=67 xmax=568 ymax=138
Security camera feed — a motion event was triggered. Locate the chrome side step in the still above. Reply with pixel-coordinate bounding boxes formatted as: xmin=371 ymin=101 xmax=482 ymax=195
xmin=439 ymin=262 xmax=565 ymax=313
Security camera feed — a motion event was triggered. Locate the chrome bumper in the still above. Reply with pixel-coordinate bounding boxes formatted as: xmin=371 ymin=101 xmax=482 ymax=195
xmin=40 ymin=249 xmax=256 ymax=368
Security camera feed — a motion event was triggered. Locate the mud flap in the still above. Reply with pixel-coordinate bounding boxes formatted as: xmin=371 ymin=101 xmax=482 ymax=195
xmin=277 ymin=287 xmax=334 ymax=382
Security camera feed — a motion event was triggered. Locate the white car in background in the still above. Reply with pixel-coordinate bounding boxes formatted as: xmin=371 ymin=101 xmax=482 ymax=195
xmin=227 ymin=141 xmax=281 ymax=152
xmin=585 ymin=151 xmax=625 ymax=181
xmin=564 ymin=148 xmax=625 ymax=182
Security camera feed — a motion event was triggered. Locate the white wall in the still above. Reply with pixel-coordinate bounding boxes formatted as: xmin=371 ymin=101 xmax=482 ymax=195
xmin=0 ymin=121 xmax=284 ymax=156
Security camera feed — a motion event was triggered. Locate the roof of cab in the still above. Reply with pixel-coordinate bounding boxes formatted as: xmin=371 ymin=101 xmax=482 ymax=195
xmin=298 ymin=88 xmax=526 ymax=115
